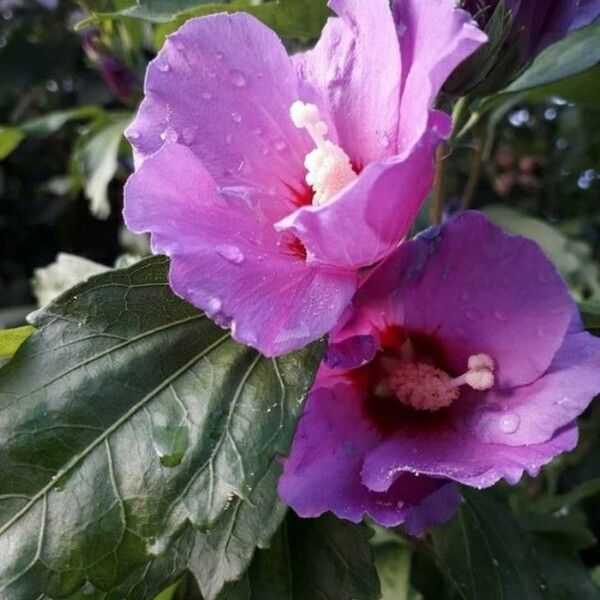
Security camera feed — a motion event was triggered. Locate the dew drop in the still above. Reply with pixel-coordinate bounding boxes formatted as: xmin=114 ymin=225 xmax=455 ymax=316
xmin=230 ymin=70 xmax=247 ymax=87
xmin=231 ymin=112 xmax=242 ymax=124
xmin=215 ymin=51 xmax=224 ymax=60
xmin=128 ymin=130 xmax=140 ymax=141
xmin=201 ymin=91 xmax=213 ymax=101
xmin=217 ymin=244 xmax=244 ymax=264
xmin=379 ymin=133 xmax=390 ymax=148
xmin=173 ymin=40 xmax=185 ymax=52
xmin=499 ymin=412 xmax=520 ymax=434
xmin=225 ymin=133 xmax=233 ymax=145
xmin=275 ymin=140 xmax=287 ymax=152
xmin=493 ymin=309 xmax=507 ymax=322
xmin=160 ymin=126 xmax=179 ymax=143
xmin=207 ymin=296 xmax=222 ymax=314
xmin=157 ymin=61 xmax=170 ymax=73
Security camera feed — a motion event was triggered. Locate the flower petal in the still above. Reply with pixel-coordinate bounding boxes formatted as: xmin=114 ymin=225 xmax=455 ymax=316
xmin=279 ymin=382 xmax=459 ymax=529
xmin=124 ymin=143 xmax=356 ymax=356
xmin=351 ymin=211 xmax=574 ymax=388
xmin=462 ymin=328 xmax=600 ymax=446
xmin=361 ymin=421 xmax=578 ymax=491
xmin=393 ymin=0 xmax=487 ymax=151
xmin=276 ymin=128 xmax=441 ymax=270
xmin=127 ymin=12 xmax=313 ymax=208
xmin=292 ymin=0 xmax=402 ymax=166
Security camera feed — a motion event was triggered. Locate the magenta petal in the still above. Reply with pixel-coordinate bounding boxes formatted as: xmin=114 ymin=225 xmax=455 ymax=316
xmin=370 ymin=211 xmax=574 ymax=388
xmin=362 ymin=422 xmax=578 ymax=491
xmin=124 ymin=143 xmax=356 ymax=356
xmin=293 ymin=0 xmax=402 ymax=166
xmin=465 ymin=329 xmax=600 ymax=447
xmin=126 ymin=12 xmax=312 ymax=206
xmin=279 ymin=383 xmax=459 ymax=528
xmin=276 ymin=130 xmax=441 ymax=270
xmin=393 ymin=0 xmax=487 ymax=151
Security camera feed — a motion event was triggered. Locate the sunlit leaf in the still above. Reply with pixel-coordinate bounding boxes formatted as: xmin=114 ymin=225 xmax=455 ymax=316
xmin=0 ymin=326 xmax=35 ymax=359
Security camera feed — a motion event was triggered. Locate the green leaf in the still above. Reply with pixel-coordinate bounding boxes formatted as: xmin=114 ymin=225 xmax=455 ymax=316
xmin=20 ymin=106 xmax=105 ymax=137
xmin=0 ymin=127 xmax=24 ymax=160
xmin=84 ymin=0 xmax=329 ymax=44
xmin=504 ymin=20 xmax=600 ymax=95
xmin=0 ymin=326 xmax=35 ymax=359
xmin=222 ymin=513 xmax=381 ymax=599
xmin=374 ymin=542 xmax=411 ymax=600
xmin=72 ymin=116 xmax=130 ymax=219
xmin=0 ymin=256 xmax=323 ymax=599
xmin=430 ymin=489 xmax=548 ymax=600
xmin=580 ymin=301 xmax=600 ymax=333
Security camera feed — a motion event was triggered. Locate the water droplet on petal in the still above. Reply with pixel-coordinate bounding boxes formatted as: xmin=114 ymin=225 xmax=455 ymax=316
xmin=215 ymin=51 xmax=224 ymax=60
xmin=128 ymin=130 xmax=140 ymax=141
xmin=379 ymin=133 xmax=390 ymax=148
xmin=217 ymin=244 xmax=244 ymax=264
xmin=275 ymin=140 xmax=287 ymax=151
xmin=160 ymin=126 xmax=179 ymax=143
xmin=173 ymin=40 xmax=185 ymax=52
xmin=225 ymin=133 xmax=233 ymax=144
xmin=230 ymin=70 xmax=247 ymax=87
xmin=207 ymin=297 xmax=222 ymax=314
xmin=201 ymin=91 xmax=212 ymax=101
xmin=157 ymin=61 xmax=170 ymax=73
xmin=499 ymin=412 xmax=520 ymax=434
xmin=231 ymin=112 xmax=242 ymax=124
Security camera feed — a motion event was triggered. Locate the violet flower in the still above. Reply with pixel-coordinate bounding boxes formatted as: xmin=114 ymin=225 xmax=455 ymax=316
xmin=123 ymin=0 xmax=485 ymax=356
xmin=448 ymin=0 xmax=600 ymax=94
xmin=279 ymin=212 xmax=600 ymax=531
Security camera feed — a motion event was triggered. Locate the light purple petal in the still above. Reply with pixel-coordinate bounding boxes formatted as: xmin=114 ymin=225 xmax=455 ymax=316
xmin=279 ymin=382 xmax=459 ymax=529
xmin=393 ymin=0 xmax=487 ymax=151
xmin=357 ymin=211 xmax=574 ymax=388
xmin=292 ymin=0 xmax=402 ymax=166
xmin=124 ymin=143 xmax=356 ymax=356
xmin=276 ymin=127 xmax=442 ymax=270
xmin=361 ymin=421 xmax=578 ymax=491
xmin=126 ymin=12 xmax=313 ymax=208
xmin=571 ymin=0 xmax=600 ymax=30
xmin=462 ymin=330 xmax=600 ymax=446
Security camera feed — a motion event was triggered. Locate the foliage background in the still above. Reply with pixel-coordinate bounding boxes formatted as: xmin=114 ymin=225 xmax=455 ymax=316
xmin=0 ymin=1 xmax=599 ymax=598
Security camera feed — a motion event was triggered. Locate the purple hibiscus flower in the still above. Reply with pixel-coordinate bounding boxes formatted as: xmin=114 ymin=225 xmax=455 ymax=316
xmin=123 ymin=0 xmax=485 ymax=356
xmin=279 ymin=211 xmax=600 ymax=531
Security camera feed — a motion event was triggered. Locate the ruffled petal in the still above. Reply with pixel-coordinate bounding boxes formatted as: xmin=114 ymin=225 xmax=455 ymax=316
xmin=124 ymin=143 xmax=356 ymax=356
xmin=461 ymin=328 xmax=600 ymax=446
xmin=127 ymin=12 xmax=314 ymax=209
xmin=361 ymin=421 xmax=578 ymax=491
xmin=292 ymin=0 xmax=402 ymax=166
xmin=276 ymin=128 xmax=442 ymax=270
xmin=393 ymin=0 xmax=487 ymax=151
xmin=279 ymin=382 xmax=459 ymax=529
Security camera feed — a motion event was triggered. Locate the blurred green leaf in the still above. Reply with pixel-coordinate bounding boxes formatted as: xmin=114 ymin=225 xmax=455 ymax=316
xmin=0 ymin=326 xmax=35 ymax=359
xmin=21 ymin=106 xmax=106 ymax=137
xmin=221 ymin=513 xmax=381 ymax=600
xmin=72 ymin=115 xmax=130 ymax=219
xmin=0 ymin=256 xmax=323 ymax=599
xmin=84 ymin=0 xmax=329 ymax=45
xmin=580 ymin=300 xmax=600 ymax=333
xmin=0 ymin=127 xmax=24 ymax=160
xmin=430 ymin=489 xmax=548 ymax=599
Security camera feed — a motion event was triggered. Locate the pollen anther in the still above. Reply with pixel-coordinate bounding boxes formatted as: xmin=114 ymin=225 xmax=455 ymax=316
xmin=290 ymin=100 xmax=357 ymax=206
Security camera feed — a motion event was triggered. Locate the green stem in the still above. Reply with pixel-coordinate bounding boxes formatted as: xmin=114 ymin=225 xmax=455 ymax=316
xmin=431 ymin=142 xmax=448 ymax=226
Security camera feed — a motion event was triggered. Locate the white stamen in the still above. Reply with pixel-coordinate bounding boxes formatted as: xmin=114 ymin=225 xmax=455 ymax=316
xmin=447 ymin=353 xmax=495 ymax=391
xmin=290 ymin=100 xmax=357 ymax=206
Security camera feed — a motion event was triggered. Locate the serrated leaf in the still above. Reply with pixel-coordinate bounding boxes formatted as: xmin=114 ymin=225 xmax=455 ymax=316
xmin=430 ymin=489 xmax=548 ymax=600
xmin=223 ymin=513 xmax=381 ymax=600
xmin=0 ymin=326 xmax=35 ymax=359
xmin=0 ymin=256 xmax=323 ymax=599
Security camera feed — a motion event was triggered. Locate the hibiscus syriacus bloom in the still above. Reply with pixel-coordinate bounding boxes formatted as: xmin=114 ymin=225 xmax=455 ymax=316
xmin=279 ymin=212 xmax=600 ymax=531
xmin=124 ymin=0 xmax=485 ymax=356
